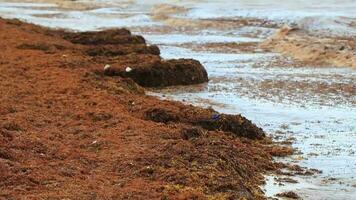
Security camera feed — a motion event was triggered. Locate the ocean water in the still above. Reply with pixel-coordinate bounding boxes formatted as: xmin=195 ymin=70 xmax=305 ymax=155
xmin=0 ymin=0 xmax=355 ymax=199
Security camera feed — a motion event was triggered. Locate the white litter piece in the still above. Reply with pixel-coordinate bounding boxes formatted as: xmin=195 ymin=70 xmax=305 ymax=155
xmin=125 ymin=67 xmax=132 ymax=72
xmin=104 ymin=64 xmax=111 ymax=71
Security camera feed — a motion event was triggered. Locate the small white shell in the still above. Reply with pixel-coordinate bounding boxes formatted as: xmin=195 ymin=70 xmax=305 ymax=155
xmin=125 ymin=67 xmax=132 ymax=72
xmin=104 ymin=64 xmax=111 ymax=71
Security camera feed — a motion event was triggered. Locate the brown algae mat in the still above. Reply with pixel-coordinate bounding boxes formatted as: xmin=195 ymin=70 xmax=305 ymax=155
xmin=0 ymin=18 xmax=292 ymax=199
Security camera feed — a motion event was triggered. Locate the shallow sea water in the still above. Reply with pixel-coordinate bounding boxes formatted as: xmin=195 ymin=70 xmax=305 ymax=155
xmin=0 ymin=0 xmax=355 ymax=199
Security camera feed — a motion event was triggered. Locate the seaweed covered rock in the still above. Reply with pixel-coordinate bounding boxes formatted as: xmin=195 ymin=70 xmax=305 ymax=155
xmin=145 ymin=107 xmax=265 ymax=140
xmin=194 ymin=113 xmax=265 ymax=140
xmin=104 ymin=58 xmax=209 ymax=87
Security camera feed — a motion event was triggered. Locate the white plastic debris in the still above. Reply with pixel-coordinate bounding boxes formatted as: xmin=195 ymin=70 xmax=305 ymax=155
xmin=104 ymin=64 xmax=111 ymax=71
xmin=125 ymin=67 xmax=132 ymax=72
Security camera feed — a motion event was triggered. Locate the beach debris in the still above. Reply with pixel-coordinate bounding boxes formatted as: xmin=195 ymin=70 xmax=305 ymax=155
xmin=104 ymin=64 xmax=111 ymax=71
xmin=125 ymin=67 xmax=132 ymax=72
xmin=211 ymin=113 xmax=220 ymax=120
